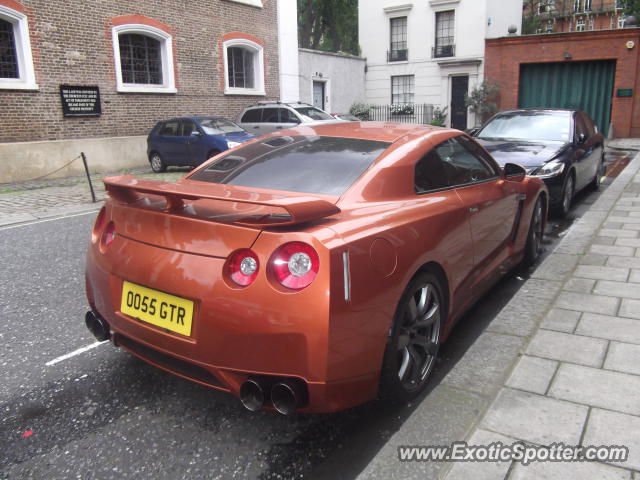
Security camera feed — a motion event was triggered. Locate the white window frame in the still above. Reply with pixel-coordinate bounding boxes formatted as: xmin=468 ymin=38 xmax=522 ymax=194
xmin=576 ymin=18 xmax=586 ymax=31
xmin=225 ymin=0 xmax=263 ymax=7
xmin=112 ymin=23 xmax=176 ymax=94
xmin=223 ymin=38 xmax=265 ymax=96
xmin=0 ymin=5 xmax=37 ymax=90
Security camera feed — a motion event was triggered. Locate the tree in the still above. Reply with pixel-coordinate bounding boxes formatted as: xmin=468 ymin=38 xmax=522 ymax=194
xmin=298 ymin=0 xmax=359 ymax=55
xmin=522 ymin=0 xmax=543 ymax=34
xmin=622 ymin=0 xmax=640 ymax=18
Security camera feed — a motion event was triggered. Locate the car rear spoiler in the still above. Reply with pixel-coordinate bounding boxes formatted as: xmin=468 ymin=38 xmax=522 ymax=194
xmin=103 ymin=175 xmax=341 ymax=227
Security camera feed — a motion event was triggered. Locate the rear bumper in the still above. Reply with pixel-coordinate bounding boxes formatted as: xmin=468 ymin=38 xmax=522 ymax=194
xmin=85 ymin=234 xmax=379 ymax=413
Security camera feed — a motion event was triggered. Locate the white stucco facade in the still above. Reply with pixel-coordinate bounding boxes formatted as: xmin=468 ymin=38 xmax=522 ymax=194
xmin=358 ymin=0 xmax=522 ymax=128
xmin=277 ymin=0 xmax=300 ymax=102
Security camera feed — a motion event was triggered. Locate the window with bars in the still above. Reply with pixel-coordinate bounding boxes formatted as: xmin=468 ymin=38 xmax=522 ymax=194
xmin=118 ymin=33 xmax=162 ymax=85
xmin=0 ymin=18 xmax=18 ymax=79
xmin=389 ymin=17 xmax=407 ymax=62
xmin=434 ymin=11 xmax=455 ymax=58
xmin=227 ymin=47 xmax=255 ymax=89
xmin=391 ymin=75 xmax=414 ymax=105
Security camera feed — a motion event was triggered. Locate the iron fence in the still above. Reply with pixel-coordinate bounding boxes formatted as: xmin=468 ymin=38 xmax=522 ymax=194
xmin=363 ymin=104 xmax=436 ymax=124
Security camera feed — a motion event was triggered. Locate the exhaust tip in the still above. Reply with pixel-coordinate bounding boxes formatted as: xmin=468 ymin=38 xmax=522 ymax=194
xmin=85 ymin=311 xmax=110 ymax=342
xmin=240 ymin=379 xmax=266 ymax=412
xmin=271 ymin=379 xmax=307 ymax=415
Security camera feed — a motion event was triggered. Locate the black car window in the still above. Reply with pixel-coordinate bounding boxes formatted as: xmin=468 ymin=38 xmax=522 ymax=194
xmin=281 ymin=108 xmax=299 ymax=124
xmin=181 ymin=120 xmax=196 ymax=137
xmin=436 ymin=138 xmax=495 ymax=186
xmin=574 ymin=114 xmax=589 ymax=142
xmin=262 ymin=108 xmax=280 ymax=123
xmin=454 ymin=135 xmax=501 ymax=178
xmin=241 ymin=109 xmax=261 ymax=123
xmin=580 ymin=112 xmax=597 ymax=137
xmin=159 ymin=121 xmax=180 ymax=136
xmin=415 ymin=150 xmax=451 ymax=193
xmin=189 ymin=136 xmax=390 ymax=196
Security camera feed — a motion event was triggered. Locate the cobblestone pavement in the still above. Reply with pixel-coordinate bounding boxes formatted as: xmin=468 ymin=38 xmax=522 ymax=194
xmin=443 ymin=152 xmax=640 ymax=479
xmin=0 ymin=168 xmax=186 ymax=226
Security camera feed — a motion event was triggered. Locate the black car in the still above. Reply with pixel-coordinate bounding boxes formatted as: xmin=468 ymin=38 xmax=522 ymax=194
xmin=473 ymin=109 xmax=605 ymax=216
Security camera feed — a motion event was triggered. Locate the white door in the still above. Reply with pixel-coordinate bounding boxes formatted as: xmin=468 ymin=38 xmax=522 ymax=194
xmin=313 ymin=81 xmax=325 ymax=110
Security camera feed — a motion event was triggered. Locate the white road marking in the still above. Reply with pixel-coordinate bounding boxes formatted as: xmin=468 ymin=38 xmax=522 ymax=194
xmin=0 ymin=209 xmax=100 ymax=231
xmin=45 ymin=340 xmax=108 ymax=366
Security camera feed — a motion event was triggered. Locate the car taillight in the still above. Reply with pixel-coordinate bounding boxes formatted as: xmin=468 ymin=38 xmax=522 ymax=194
xmin=92 ymin=207 xmax=106 ymax=242
xmin=226 ymin=249 xmax=259 ymax=286
xmin=270 ymin=242 xmax=319 ymax=290
xmin=100 ymin=221 xmax=116 ymax=249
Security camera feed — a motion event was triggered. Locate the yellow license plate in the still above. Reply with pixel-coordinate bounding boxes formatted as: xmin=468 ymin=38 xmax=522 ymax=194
xmin=121 ymin=281 xmax=194 ymax=336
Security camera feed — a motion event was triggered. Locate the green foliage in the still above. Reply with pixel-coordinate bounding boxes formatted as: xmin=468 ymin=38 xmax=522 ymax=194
xmin=390 ymin=104 xmax=414 ymax=115
xmin=298 ymin=0 xmax=359 ymax=56
xmin=430 ymin=106 xmax=448 ymax=126
xmin=622 ymin=0 xmax=640 ymax=18
xmin=350 ymin=102 xmax=372 ymax=120
xmin=465 ymin=81 xmax=500 ymax=118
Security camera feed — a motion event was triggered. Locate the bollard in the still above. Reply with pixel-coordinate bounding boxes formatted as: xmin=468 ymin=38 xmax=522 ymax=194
xmin=81 ymin=152 xmax=96 ymax=203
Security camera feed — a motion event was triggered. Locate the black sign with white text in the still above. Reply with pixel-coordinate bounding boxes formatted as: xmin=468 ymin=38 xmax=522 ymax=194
xmin=60 ymin=85 xmax=101 ymax=117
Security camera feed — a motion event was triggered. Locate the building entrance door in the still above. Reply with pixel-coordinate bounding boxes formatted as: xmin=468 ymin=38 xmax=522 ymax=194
xmin=313 ymin=81 xmax=325 ymax=110
xmin=450 ymin=75 xmax=469 ymax=130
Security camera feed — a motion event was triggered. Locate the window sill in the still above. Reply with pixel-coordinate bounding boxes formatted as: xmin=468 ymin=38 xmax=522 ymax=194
xmin=224 ymin=88 xmax=266 ymax=96
xmin=222 ymin=0 xmax=263 ymax=8
xmin=116 ymin=84 xmax=177 ymax=94
xmin=0 ymin=80 xmax=39 ymax=90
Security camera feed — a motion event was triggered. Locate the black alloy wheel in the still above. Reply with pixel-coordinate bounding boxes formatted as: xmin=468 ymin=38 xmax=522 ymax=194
xmin=523 ymin=197 xmax=544 ymax=267
xmin=379 ymin=272 xmax=443 ymax=402
xmin=557 ymin=173 xmax=574 ymax=217
xmin=590 ymin=154 xmax=605 ymax=190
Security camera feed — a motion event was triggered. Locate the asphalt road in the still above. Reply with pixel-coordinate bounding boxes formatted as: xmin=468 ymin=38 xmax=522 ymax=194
xmin=0 ymin=152 xmax=628 ymax=479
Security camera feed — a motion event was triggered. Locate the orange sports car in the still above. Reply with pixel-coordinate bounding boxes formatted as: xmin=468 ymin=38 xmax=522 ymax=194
xmin=85 ymin=122 xmax=547 ymax=414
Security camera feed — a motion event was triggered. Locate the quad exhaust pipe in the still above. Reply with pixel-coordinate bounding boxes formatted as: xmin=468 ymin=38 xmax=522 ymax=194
xmin=239 ymin=377 xmax=308 ymax=415
xmin=85 ymin=311 xmax=110 ymax=342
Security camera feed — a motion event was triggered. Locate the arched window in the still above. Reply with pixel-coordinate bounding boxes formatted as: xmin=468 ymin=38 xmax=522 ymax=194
xmin=0 ymin=3 xmax=37 ymax=90
xmin=112 ymin=19 xmax=175 ymax=93
xmin=223 ymin=37 xmax=264 ymax=96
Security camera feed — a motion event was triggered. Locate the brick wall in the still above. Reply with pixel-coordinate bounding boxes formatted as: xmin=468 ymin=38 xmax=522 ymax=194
xmin=484 ymin=29 xmax=640 ymax=138
xmin=0 ymin=0 xmax=279 ymax=143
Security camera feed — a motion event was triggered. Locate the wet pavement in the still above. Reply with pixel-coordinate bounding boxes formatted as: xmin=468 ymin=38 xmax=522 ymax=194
xmin=0 ymin=149 xmax=634 ymax=479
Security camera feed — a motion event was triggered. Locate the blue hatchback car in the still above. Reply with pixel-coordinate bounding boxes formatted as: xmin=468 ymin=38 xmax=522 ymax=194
xmin=147 ymin=116 xmax=255 ymax=172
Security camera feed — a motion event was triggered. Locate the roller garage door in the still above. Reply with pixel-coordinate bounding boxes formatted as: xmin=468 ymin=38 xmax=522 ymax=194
xmin=518 ymin=60 xmax=616 ymax=135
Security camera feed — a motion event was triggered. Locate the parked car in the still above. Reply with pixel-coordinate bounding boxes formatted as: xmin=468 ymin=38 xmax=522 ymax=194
xmin=236 ymin=101 xmax=340 ymax=135
xmin=147 ymin=116 xmax=255 ymax=172
xmin=85 ymin=122 xmax=547 ymax=414
xmin=331 ymin=113 xmax=360 ymax=121
xmin=472 ymin=109 xmax=605 ymax=216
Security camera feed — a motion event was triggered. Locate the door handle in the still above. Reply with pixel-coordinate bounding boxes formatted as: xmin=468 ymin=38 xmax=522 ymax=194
xmin=276 ymin=126 xmax=283 ymax=129
xmin=253 ymin=126 xmax=259 ymax=129
xmin=469 ymin=206 xmax=479 ymax=213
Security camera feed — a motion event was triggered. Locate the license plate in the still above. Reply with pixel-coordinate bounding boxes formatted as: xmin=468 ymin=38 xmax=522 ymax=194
xmin=120 ymin=281 xmax=194 ymax=336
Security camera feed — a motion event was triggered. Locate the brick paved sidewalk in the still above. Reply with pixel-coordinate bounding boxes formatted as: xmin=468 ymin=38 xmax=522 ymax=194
xmin=0 ymin=169 xmax=185 ymax=226
xmin=444 ymin=152 xmax=640 ymax=479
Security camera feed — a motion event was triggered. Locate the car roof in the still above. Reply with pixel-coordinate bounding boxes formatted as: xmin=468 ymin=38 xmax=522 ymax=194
xmin=495 ymin=108 xmax=575 ymax=116
xmin=159 ymin=116 xmax=229 ymax=122
xmin=270 ymin=121 xmax=455 ymax=144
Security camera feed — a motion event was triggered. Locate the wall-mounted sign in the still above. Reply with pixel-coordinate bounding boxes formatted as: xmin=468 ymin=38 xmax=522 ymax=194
xmin=60 ymin=85 xmax=101 ymax=117
xmin=617 ymin=88 xmax=633 ymax=97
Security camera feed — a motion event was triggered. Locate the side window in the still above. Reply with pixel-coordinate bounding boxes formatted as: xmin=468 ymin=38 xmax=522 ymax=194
xmin=159 ymin=121 xmax=180 ymax=136
xmin=436 ymin=138 xmax=495 ymax=186
xmin=574 ymin=114 xmax=588 ymax=140
xmin=456 ymin=135 xmax=501 ymax=177
xmin=415 ymin=150 xmax=451 ymax=193
xmin=281 ymin=108 xmax=299 ymax=123
xmin=241 ymin=109 xmax=261 ymax=123
xmin=262 ymin=108 xmax=280 ymax=123
xmin=581 ymin=113 xmax=597 ymax=137
xmin=181 ymin=120 xmax=195 ymax=136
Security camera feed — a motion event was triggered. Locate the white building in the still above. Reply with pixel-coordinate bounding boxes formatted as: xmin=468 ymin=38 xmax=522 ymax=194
xmin=359 ymin=0 xmax=522 ymax=129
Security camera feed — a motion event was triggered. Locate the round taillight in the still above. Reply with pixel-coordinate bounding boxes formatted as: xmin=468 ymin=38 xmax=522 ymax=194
xmin=226 ymin=249 xmax=259 ymax=286
xmin=271 ymin=242 xmax=319 ymax=290
xmin=92 ymin=207 xmax=107 ymax=242
xmin=100 ymin=221 xmax=116 ymax=249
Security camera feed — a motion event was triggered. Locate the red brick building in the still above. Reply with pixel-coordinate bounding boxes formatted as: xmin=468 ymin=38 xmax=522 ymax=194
xmin=525 ymin=0 xmax=627 ymax=34
xmin=0 ymin=0 xmax=279 ymax=182
xmin=484 ymin=28 xmax=640 ymax=138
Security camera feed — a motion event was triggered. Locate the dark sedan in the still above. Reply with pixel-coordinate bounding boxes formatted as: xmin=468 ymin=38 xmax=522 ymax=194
xmin=147 ymin=116 xmax=255 ymax=172
xmin=473 ymin=109 xmax=605 ymax=216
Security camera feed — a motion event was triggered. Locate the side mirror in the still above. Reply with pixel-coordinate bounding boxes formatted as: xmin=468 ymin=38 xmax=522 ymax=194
xmin=503 ymin=162 xmax=526 ymax=182
xmin=576 ymin=133 xmax=586 ymax=144
xmin=191 ymin=130 xmax=202 ymax=136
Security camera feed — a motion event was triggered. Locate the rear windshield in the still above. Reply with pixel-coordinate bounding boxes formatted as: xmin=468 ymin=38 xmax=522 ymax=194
xmin=189 ymin=135 xmax=390 ymax=196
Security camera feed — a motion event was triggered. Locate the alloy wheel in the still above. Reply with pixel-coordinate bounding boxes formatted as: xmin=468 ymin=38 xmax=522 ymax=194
xmin=396 ymin=282 xmax=441 ymax=390
xmin=562 ymin=175 xmax=574 ymax=214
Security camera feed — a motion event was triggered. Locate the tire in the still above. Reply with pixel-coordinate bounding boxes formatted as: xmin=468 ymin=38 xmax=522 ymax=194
xmin=589 ymin=154 xmax=605 ymax=191
xmin=149 ymin=152 xmax=166 ymax=173
xmin=379 ymin=271 xmax=444 ymax=403
xmin=555 ymin=173 xmax=574 ymax=218
xmin=522 ymin=197 xmax=545 ymax=267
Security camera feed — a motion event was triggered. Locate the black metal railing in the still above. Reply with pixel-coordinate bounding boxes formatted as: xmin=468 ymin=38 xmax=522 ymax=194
xmin=387 ymin=48 xmax=408 ymax=62
xmin=363 ymin=104 xmax=436 ymax=124
xmin=433 ymin=44 xmax=455 ymax=58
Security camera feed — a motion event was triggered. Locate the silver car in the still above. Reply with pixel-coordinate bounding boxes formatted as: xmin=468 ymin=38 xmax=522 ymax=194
xmin=236 ymin=102 xmax=340 ymax=135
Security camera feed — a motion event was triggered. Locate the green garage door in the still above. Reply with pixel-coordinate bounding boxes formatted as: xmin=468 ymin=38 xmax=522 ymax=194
xmin=519 ymin=60 xmax=616 ymax=136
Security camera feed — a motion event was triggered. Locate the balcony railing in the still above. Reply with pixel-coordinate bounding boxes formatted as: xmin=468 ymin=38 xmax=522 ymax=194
xmin=432 ymin=44 xmax=455 ymax=58
xmin=387 ymin=49 xmax=408 ymax=62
